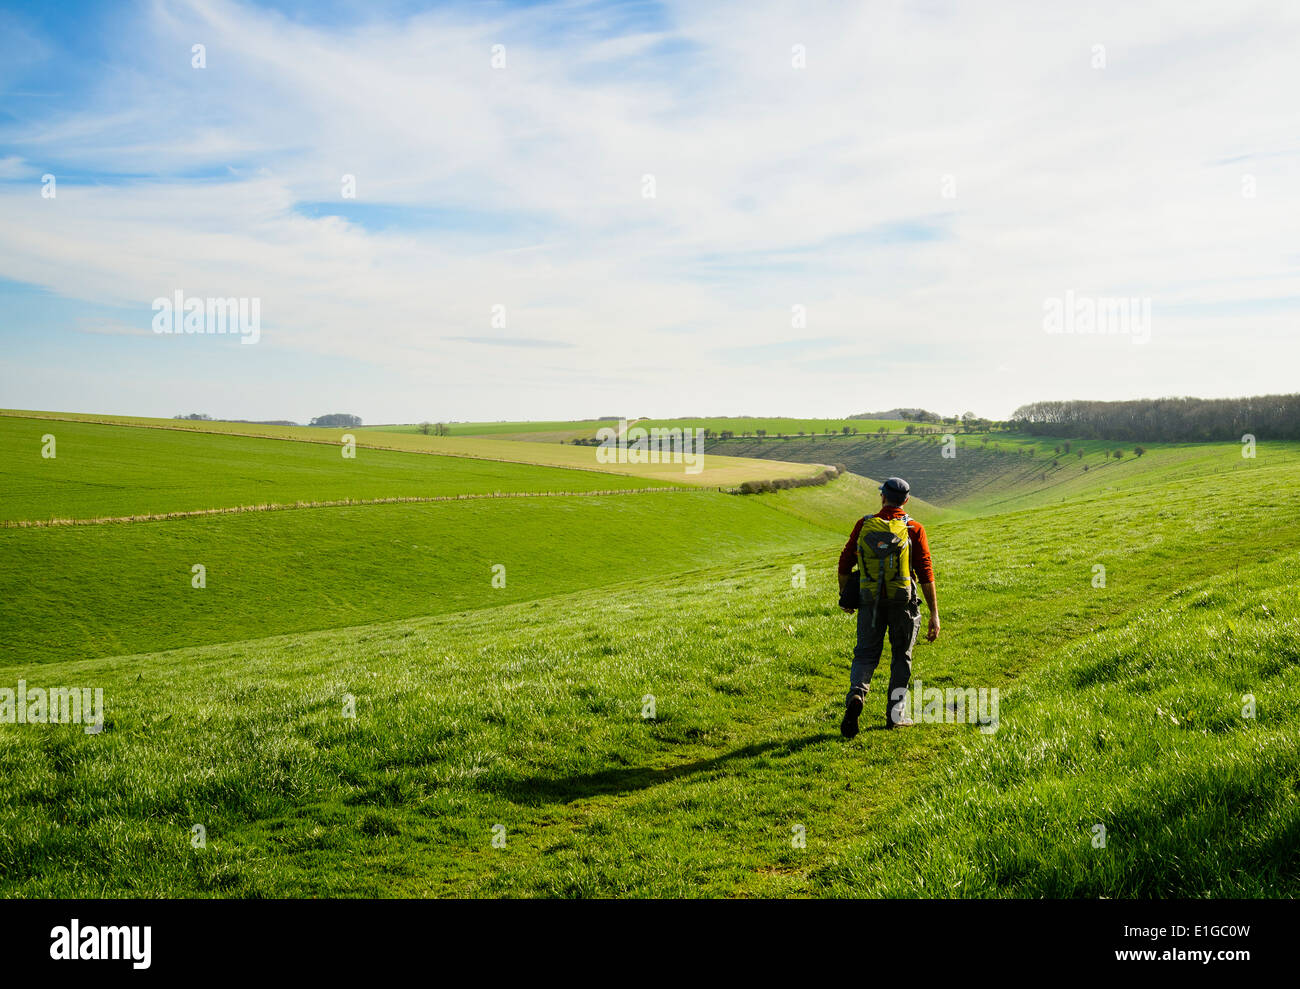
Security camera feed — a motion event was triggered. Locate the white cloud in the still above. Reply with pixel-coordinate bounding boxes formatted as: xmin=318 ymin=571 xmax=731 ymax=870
xmin=0 ymin=156 xmax=36 ymax=179
xmin=1 ymin=0 xmax=1299 ymax=421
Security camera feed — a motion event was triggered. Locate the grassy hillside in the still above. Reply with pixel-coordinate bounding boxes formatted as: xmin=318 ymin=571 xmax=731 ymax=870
xmin=0 ymin=490 xmax=836 ymax=665
xmin=2 ymin=410 xmax=820 ymax=489
xmin=759 ymin=471 xmax=959 ymax=530
xmin=713 ymin=432 xmax=1300 ymax=515
xmin=3 ymin=456 xmax=1297 ymax=896
xmin=0 ymin=415 xmax=671 ymax=523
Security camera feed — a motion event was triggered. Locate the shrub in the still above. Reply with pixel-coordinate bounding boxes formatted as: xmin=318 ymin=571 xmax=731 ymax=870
xmin=734 ymin=467 xmax=838 ymax=496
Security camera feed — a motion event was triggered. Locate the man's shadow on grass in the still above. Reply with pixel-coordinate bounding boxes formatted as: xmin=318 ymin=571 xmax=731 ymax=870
xmin=496 ymin=731 xmax=843 ymax=806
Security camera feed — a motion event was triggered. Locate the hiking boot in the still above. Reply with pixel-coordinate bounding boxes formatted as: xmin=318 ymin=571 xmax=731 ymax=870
xmin=885 ymin=714 xmax=915 ymax=729
xmin=840 ymin=695 xmax=864 ymax=738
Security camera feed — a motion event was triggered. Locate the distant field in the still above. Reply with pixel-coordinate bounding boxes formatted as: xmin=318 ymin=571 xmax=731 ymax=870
xmin=365 ymin=417 xmax=925 ymax=440
xmin=363 ymin=421 xmax=605 ymax=444
xmin=0 ymin=415 xmax=671 ymax=522
xmin=369 ymin=416 xmax=928 ymax=445
xmin=364 ymin=420 xmax=613 ymax=443
xmin=631 ymin=417 xmax=916 ymax=436
xmin=2 ymin=410 xmax=823 ymax=489
xmin=0 ymin=490 xmax=836 ymax=665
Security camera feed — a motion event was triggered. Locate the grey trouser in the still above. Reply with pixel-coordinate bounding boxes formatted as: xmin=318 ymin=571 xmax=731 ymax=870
xmin=848 ymin=595 xmax=921 ymax=719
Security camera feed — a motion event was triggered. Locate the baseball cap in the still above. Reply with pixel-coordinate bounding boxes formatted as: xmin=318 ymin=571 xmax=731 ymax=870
xmin=879 ymin=476 xmax=910 ymax=500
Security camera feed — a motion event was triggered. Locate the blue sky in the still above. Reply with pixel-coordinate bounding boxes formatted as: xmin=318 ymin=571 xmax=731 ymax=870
xmin=1 ymin=0 xmax=1298 ymax=423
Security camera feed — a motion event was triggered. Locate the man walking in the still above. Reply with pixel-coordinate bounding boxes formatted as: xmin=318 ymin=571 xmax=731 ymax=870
xmin=838 ymin=476 xmax=940 ymax=735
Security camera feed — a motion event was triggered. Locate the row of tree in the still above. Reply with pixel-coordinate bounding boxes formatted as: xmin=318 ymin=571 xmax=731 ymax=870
xmin=1011 ymin=395 xmax=1300 ymax=442
xmin=175 ymin=413 xmax=361 ymax=427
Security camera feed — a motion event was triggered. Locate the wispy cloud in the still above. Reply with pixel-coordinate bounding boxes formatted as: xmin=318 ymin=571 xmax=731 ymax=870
xmin=0 ymin=156 xmax=35 ymax=179
xmin=72 ymin=319 xmax=156 ymax=338
xmin=444 ymin=336 xmax=574 ymax=348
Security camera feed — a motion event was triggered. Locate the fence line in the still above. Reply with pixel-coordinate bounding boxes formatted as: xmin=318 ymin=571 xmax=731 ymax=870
xmin=4 ymin=486 xmax=705 ymax=529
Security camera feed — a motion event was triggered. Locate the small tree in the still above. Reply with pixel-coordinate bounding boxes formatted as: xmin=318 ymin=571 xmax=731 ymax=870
xmin=1134 ymin=446 xmax=1146 ymax=457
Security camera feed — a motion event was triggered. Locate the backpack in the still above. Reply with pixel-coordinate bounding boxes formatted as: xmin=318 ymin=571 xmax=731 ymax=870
xmin=856 ymin=514 xmax=913 ymax=607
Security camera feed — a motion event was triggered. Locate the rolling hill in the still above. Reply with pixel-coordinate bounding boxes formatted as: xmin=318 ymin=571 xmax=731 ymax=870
xmin=2 ymin=413 xmax=1297 ymax=896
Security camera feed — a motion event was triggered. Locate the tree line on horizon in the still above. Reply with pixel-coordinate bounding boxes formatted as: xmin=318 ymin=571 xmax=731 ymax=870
xmin=1011 ymin=394 xmax=1300 ymax=442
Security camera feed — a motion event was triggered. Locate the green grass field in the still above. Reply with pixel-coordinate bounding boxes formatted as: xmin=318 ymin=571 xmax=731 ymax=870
xmin=0 ymin=415 xmax=672 ymax=523
xmin=1 ymin=410 xmax=1298 ymax=897
xmin=3 ymin=410 xmax=822 ymax=489
xmin=0 ymin=490 xmax=843 ymax=665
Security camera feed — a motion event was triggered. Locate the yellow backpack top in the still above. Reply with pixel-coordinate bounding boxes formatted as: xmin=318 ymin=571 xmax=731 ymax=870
xmin=856 ymin=514 xmax=913 ymax=605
